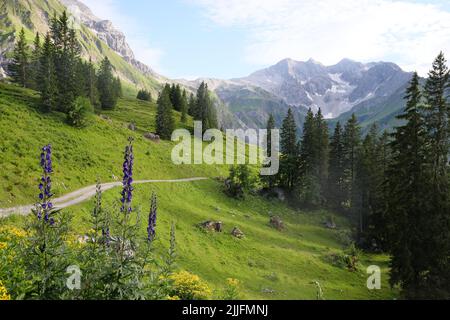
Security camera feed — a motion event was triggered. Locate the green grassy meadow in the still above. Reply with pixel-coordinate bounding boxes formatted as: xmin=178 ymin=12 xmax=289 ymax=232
xmin=0 ymin=82 xmax=398 ymax=300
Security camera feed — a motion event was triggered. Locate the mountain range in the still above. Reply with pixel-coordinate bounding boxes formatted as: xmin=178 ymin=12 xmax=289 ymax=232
xmin=0 ymin=0 xmax=413 ymax=133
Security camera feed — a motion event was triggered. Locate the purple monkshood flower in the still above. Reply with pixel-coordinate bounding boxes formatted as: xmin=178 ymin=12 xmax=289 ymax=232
xmin=120 ymin=138 xmax=134 ymax=213
xmin=37 ymin=144 xmax=54 ymax=223
xmin=147 ymin=193 xmax=157 ymax=242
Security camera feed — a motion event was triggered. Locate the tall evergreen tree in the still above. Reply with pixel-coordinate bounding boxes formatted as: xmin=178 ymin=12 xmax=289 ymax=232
xmin=328 ymin=122 xmax=345 ymax=210
xmin=279 ymin=108 xmax=299 ymax=190
xmin=180 ymin=89 xmax=188 ymax=123
xmin=261 ymin=114 xmax=277 ymax=189
xmin=156 ymin=84 xmax=175 ymax=139
xmin=37 ymin=33 xmax=57 ymax=112
xmin=421 ymin=53 xmax=450 ymax=297
xmin=194 ymin=82 xmax=217 ymax=130
xmin=97 ymin=57 xmax=118 ymax=110
xmin=342 ymin=114 xmax=361 ymax=211
xmin=387 ymin=72 xmax=435 ymax=298
xmin=188 ymin=93 xmax=196 ymax=117
xmin=29 ymin=32 xmax=41 ymax=90
xmin=8 ymin=28 xmax=30 ymax=87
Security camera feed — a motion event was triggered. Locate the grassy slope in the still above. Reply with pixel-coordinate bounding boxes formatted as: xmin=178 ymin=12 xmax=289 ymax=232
xmin=0 ymin=82 xmax=397 ymax=300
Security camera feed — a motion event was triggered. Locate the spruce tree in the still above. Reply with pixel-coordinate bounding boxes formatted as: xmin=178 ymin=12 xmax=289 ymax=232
xmin=97 ymin=57 xmax=118 ymax=110
xmin=8 ymin=28 xmax=30 ymax=87
xmin=29 ymin=32 xmax=41 ymax=90
xmin=38 ymin=33 xmax=58 ymax=112
xmin=342 ymin=114 xmax=361 ymax=212
xmin=328 ymin=122 xmax=345 ymax=210
xmin=279 ymin=108 xmax=299 ymax=190
xmin=180 ymin=89 xmax=188 ymax=123
xmin=156 ymin=84 xmax=175 ymax=139
xmin=421 ymin=53 xmax=450 ymax=297
xmin=299 ymin=109 xmax=320 ymax=205
xmin=188 ymin=93 xmax=196 ymax=117
xmin=261 ymin=114 xmax=277 ymax=189
xmin=387 ymin=72 xmax=434 ymax=298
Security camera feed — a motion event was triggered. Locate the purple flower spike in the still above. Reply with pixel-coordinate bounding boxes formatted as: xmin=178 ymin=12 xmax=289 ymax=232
xmin=147 ymin=193 xmax=157 ymax=242
xmin=37 ymin=144 xmax=54 ymax=224
xmin=120 ymin=138 xmax=134 ymax=214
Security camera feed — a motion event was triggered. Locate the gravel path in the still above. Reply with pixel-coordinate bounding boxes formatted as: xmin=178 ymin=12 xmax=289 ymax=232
xmin=0 ymin=177 xmax=208 ymax=218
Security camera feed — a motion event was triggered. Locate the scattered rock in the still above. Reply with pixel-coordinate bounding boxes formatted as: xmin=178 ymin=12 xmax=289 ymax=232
xmin=325 ymin=221 xmax=337 ymax=229
xmin=199 ymin=221 xmax=223 ymax=232
xmin=128 ymin=122 xmax=136 ymax=131
xmin=231 ymin=227 xmax=245 ymax=239
xmin=99 ymin=114 xmax=112 ymax=122
xmin=261 ymin=288 xmax=276 ymax=295
xmin=144 ymin=132 xmax=160 ymax=142
xmin=270 ymin=216 xmax=285 ymax=231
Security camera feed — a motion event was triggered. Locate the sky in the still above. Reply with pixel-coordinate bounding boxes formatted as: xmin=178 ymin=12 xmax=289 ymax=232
xmin=80 ymin=0 xmax=450 ymax=79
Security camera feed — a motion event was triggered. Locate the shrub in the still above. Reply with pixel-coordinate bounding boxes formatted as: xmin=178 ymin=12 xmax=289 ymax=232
xmin=137 ymin=89 xmax=152 ymax=102
xmin=168 ymin=271 xmax=211 ymax=300
xmin=67 ymin=96 xmax=93 ymax=127
xmin=219 ymin=278 xmax=241 ymax=300
xmin=224 ymin=165 xmax=256 ymax=199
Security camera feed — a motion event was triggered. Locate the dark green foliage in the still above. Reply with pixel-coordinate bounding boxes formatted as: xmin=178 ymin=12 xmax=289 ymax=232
xmin=193 ymin=82 xmax=218 ymax=130
xmin=225 ymin=165 xmax=254 ymax=199
xmin=328 ymin=122 xmax=345 ymax=209
xmin=342 ymin=114 xmax=361 ymax=211
xmin=279 ymin=108 xmax=299 ymax=190
xmin=386 ymin=71 xmax=448 ymax=299
xmin=66 ymin=96 xmax=94 ymax=128
xmin=97 ymin=57 xmax=120 ymax=110
xmin=8 ymin=28 xmax=30 ymax=87
xmin=188 ymin=92 xmax=196 ymax=117
xmin=180 ymin=89 xmax=188 ymax=123
xmin=261 ymin=114 xmax=277 ymax=189
xmin=170 ymin=84 xmax=183 ymax=111
xmin=137 ymin=89 xmax=152 ymax=101
xmin=156 ymin=84 xmax=175 ymax=139
xmin=28 ymin=32 xmax=41 ymax=90
xmin=298 ymin=108 xmax=329 ymax=207
xmin=37 ymin=33 xmax=57 ymax=113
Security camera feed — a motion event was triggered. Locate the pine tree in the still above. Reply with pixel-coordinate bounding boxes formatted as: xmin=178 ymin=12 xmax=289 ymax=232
xmin=298 ymin=109 xmax=320 ymax=205
xmin=86 ymin=58 xmax=99 ymax=107
xmin=188 ymin=93 xmax=196 ymax=117
xmin=97 ymin=57 xmax=118 ymax=110
xmin=387 ymin=72 xmax=435 ymax=298
xmin=342 ymin=114 xmax=361 ymax=211
xmin=194 ymin=82 xmax=217 ymax=130
xmin=180 ymin=89 xmax=188 ymax=123
xmin=170 ymin=84 xmax=183 ymax=112
xmin=279 ymin=108 xmax=299 ymax=190
xmin=29 ymin=32 xmax=41 ymax=90
xmin=421 ymin=53 xmax=450 ymax=297
xmin=156 ymin=84 xmax=175 ymax=139
xmin=261 ymin=114 xmax=277 ymax=189
xmin=38 ymin=33 xmax=58 ymax=112
xmin=8 ymin=28 xmax=30 ymax=87
xmin=328 ymin=122 xmax=345 ymax=210
xmin=315 ymin=109 xmax=329 ymax=204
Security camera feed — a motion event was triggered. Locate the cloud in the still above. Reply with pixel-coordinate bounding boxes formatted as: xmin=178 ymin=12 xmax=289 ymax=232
xmin=79 ymin=0 xmax=164 ymax=72
xmin=192 ymin=0 xmax=450 ymax=75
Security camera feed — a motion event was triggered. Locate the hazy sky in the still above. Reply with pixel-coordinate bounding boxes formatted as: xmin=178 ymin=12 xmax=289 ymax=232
xmin=80 ymin=0 xmax=450 ymax=79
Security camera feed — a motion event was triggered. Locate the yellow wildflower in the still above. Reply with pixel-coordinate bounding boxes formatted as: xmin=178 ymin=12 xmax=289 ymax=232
xmin=0 ymin=242 xmax=7 ymax=251
xmin=169 ymin=271 xmax=212 ymax=300
xmin=0 ymin=281 xmax=11 ymax=301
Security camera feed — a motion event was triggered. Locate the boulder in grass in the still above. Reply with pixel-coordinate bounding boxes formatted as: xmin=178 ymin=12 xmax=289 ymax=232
xmin=144 ymin=132 xmax=160 ymax=143
xmin=231 ymin=227 xmax=245 ymax=239
xmin=270 ymin=216 xmax=285 ymax=231
xmin=199 ymin=221 xmax=223 ymax=232
xmin=128 ymin=122 xmax=136 ymax=131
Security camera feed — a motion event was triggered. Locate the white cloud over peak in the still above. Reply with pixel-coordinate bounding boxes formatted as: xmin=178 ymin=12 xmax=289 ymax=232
xmin=192 ymin=0 xmax=450 ymax=75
